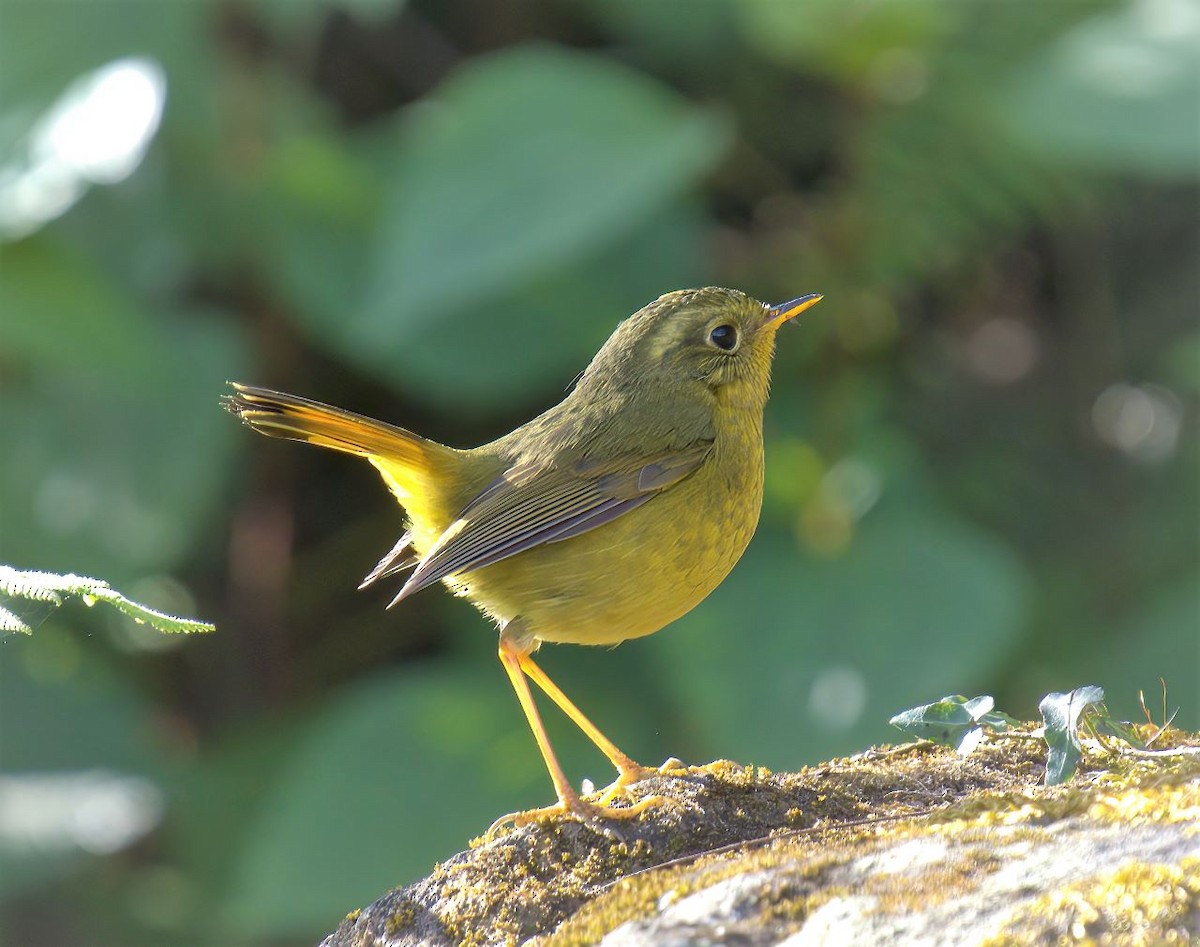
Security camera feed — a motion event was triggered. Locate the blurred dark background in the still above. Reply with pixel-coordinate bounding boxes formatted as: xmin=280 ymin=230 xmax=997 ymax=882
xmin=1 ymin=0 xmax=1196 ymax=943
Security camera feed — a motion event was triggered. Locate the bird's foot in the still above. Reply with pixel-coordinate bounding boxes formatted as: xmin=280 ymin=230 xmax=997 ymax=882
xmin=595 ymin=756 xmax=689 ymax=806
xmin=486 ymin=783 xmax=670 ymax=841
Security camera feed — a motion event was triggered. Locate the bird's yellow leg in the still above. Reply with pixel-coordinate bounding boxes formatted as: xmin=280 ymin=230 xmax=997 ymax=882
xmin=497 ymin=642 xmax=579 ymax=809
xmin=488 ymin=641 xmax=662 ymax=836
xmin=516 ymin=652 xmax=684 ymax=805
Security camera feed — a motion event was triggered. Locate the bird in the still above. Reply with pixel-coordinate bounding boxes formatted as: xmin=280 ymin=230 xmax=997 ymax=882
xmin=224 ymin=287 xmax=822 ymax=831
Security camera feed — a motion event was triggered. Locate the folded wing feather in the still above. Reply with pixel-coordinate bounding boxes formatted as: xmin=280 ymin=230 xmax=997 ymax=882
xmin=387 ymin=441 xmax=714 ymax=607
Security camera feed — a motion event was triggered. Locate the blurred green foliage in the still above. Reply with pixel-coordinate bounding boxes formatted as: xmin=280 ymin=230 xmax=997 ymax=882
xmin=1 ymin=1 xmax=1196 ymax=944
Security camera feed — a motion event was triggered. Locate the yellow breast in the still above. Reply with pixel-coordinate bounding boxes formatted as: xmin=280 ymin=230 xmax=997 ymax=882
xmin=448 ymin=417 xmax=765 ymax=647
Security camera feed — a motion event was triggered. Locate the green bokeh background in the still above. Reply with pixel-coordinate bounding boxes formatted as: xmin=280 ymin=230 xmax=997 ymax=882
xmin=1 ymin=1 xmax=1196 ymax=944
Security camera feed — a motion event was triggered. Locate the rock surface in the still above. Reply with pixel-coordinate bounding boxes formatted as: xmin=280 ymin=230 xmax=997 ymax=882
xmin=321 ymin=730 xmax=1199 ymax=946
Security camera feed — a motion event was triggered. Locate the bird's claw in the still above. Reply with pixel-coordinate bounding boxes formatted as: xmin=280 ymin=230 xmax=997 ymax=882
xmin=485 ymin=783 xmax=673 ymax=841
xmin=595 ymin=756 xmax=689 ymax=805
xmin=484 ymin=757 xmax=690 ymax=841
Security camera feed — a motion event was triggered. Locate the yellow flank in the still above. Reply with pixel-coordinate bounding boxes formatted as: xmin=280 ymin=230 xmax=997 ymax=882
xmin=370 ymin=454 xmax=482 ymax=555
xmin=224 ymin=286 xmax=822 ymax=828
xmin=451 ymin=408 xmax=765 ymax=647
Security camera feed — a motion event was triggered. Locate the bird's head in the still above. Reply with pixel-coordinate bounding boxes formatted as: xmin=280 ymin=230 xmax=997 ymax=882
xmin=579 ymin=287 xmax=823 ymax=410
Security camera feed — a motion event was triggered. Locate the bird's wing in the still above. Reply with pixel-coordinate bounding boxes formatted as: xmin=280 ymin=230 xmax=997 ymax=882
xmin=388 ymin=441 xmax=714 ymax=606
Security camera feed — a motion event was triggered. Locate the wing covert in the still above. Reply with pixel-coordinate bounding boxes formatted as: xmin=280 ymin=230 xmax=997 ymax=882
xmin=388 ymin=441 xmax=713 ymax=606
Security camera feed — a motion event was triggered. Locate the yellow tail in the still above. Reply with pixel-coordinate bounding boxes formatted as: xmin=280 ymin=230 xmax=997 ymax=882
xmin=224 ymin=383 xmax=458 ymax=506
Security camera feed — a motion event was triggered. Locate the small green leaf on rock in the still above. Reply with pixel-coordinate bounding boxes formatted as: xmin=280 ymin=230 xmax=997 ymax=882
xmin=890 ymin=694 xmax=996 ymax=754
xmin=1039 ymin=685 xmax=1104 ymax=785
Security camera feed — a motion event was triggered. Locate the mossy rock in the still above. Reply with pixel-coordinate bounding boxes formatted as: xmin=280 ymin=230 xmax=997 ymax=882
xmin=321 ymin=726 xmax=1199 ymax=946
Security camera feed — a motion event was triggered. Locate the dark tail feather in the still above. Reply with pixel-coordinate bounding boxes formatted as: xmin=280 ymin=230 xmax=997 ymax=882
xmin=224 ymin=383 xmax=449 ymax=479
xmin=359 ymin=532 xmax=417 ymax=589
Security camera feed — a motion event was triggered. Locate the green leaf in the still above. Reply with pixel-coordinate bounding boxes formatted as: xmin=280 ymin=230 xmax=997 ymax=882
xmin=1039 ymin=685 xmax=1104 ymax=786
xmin=977 ymin=708 xmax=1020 ymax=732
xmin=890 ymin=695 xmax=976 ymax=734
xmin=858 ymin=73 xmax=1079 ymax=287
xmin=357 ymin=206 xmax=707 ymax=411
xmin=736 ymin=0 xmax=953 ymax=79
xmin=278 ymin=45 xmax=728 ymax=391
xmin=0 ymin=1 xmax=214 ymax=240
xmin=366 ymin=45 xmax=727 ymax=327
xmin=892 ymin=696 xmax=984 ymax=744
xmin=890 ymin=694 xmax=996 ymax=753
xmin=0 ymin=238 xmax=160 ymax=382
xmin=0 ymin=237 xmax=246 ymax=576
xmin=0 ymin=1 xmax=204 ymax=148
xmin=1092 ymin=715 xmax=1145 ymax=750
xmin=0 ymin=603 xmax=31 ymax=633
xmin=1001 ymin=3 xmax=1200 ymax=177
xmin=264 ymin=184 xmax=709 ymax=412
xmin=584 ymin=0 xmax=738 ymax=65
xmin=243 ymin=102 xmax=386 ymax=349
xmin=647 ymin=502 xmax=1031 ymax=768
xmin=0 ymin=566 xmax=214 ymax=635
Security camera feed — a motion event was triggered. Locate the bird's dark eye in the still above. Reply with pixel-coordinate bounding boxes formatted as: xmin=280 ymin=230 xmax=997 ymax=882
xmin=708 ymin=324 xmax=738 ymax=351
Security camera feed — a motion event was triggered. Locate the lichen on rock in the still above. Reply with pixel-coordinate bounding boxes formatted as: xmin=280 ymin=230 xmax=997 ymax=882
xmin=320 ymin=726 xmax=1199 ymax=946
